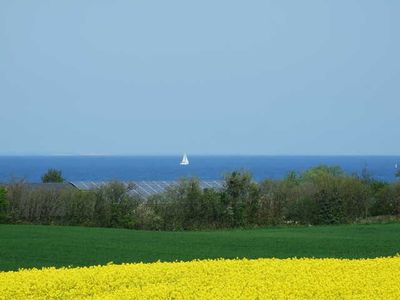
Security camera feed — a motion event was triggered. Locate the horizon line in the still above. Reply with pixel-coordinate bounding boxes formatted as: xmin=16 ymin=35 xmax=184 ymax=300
xmin=0 ymin=153 xmax=399 ymax=157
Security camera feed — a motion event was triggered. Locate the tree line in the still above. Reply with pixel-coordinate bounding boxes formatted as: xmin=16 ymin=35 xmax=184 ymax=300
xmin=0 ymin=165 xmax=399 ymax=230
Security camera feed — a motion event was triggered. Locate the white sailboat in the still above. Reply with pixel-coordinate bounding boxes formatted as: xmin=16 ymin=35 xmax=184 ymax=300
xmin=180 ymin=153 xmax=189 ymax=165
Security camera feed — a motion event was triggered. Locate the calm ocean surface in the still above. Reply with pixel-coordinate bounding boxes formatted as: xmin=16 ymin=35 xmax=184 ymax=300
xmin=0 ymin=156 xmax=399 ymax=183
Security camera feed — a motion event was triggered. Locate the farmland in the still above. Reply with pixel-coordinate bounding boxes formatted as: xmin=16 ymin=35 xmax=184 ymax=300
xmin=2 ymin=257 xmax=400 ymax=299
xmin=1 ymin=223 xmax=400 ymax=271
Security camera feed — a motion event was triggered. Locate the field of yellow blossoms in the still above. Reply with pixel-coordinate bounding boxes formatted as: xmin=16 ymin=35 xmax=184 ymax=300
xmin=1 ymin=257 xmax=400 ymax=299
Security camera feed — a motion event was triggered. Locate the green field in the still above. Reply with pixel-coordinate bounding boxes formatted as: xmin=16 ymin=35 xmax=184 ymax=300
xmin=1 ymin=223 xmax=400 ymax=271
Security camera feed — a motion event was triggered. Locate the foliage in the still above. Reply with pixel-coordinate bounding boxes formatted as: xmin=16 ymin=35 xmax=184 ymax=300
xmin=145 ymin=178 xmax=221 ymax=230
xmin=63 ymin=190 xmax=96 ymax=226
xmin=41 ymin=169 xmax=65 ymax=183
xmin=370 ymin=182 xmax=400 ymax=216
xmin=93 ymin=181 xmax=140 ymax=228
xmin=0 ymin=187 xmax=8 ymax=223
xmin=300 ymin=165 xmax=344 ymax=181
xmin=222 ymin=171 xmax=259 ymax=227
xmin=133 ymin=203 xmax=163 ymax=230
xmin=5 ymin=181 xmax=141 ymax=227
xmin=3 ymin=165 xmax=400 ymax=230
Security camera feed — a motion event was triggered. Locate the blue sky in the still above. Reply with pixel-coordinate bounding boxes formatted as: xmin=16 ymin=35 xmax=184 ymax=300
xmin=0 ymin=0 xmax=399 ymax=155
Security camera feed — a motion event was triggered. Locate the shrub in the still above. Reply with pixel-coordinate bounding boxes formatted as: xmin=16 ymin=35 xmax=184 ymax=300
xmin=221 ymin=171 xmax=259 ymax=227
xmin=301 ymin=165 xmax=344 ymax=182
xmin=146 ymin=178 xmax=204 ymax=230
xmin=63 ymin=190 xmax=97 ymax=226
xmin=258 ymin=180 xmax=293 ymax=225
xmin=198 ymin=188 xmax=224 ymax=229
xmin=93 ymin=181 xmax=140 ymax=228
xmin=41 ymin=169 xmax=64 ymax=183
xmin=5 ymin=182 xmax=65 ymax=224
xmin=2 ymin=166 xmax=400 ymax=230
xmin=371 ymin=183 xmax=400 ymax=216
xmin=133 ymin=203 xmax=163 ymax=230
xmin=0 ymin=187 xmax=8 ymax=223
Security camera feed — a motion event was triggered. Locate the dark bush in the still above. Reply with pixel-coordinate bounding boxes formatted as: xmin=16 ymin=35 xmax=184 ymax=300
xmin=93 ymin=181 xmax=140 ymax=228
xmin=63 ymin=189 xmax=97 ymax=226
xmin=222 ymin=171 xmax=258 ymax=227
xmin=41 ymin=169 xmax=64 ymax=183
xmin=371 ymin=183 xmax=400 ymax=216
xmin=0 ymin=187 xmax=8 ymax=223
xmin=2 ymin=165 xmax=400 ymax=230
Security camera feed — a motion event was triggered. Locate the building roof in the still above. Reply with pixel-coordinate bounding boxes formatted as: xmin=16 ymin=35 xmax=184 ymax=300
xmin=0 ymin=182 xmax=75 ymax=191
xmin=70 ymin=180 xmax=224 ymax=198
xmin=1 ymin=180 xmax=224 ymax=198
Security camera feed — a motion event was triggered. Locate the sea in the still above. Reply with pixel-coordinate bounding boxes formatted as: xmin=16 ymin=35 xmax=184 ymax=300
xmin=0 ymin=156 xmax=399 ymax=183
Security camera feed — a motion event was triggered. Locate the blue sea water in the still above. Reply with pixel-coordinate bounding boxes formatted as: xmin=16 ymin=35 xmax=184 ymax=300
xmin=0 ymin=156 xmax=399 ymax=183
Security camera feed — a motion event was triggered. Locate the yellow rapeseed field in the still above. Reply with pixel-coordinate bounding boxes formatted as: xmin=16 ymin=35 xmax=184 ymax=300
xmin=0 ymin=257 xmax=400 ymax=299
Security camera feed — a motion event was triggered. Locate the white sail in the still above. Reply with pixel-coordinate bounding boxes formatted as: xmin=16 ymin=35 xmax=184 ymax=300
xmin=180 ymin=153 xmax=189 ymax=165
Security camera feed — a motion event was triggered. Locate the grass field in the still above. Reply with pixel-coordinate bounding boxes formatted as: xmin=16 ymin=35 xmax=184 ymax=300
xmin=1 ymin=223 xmax=400 ymax=271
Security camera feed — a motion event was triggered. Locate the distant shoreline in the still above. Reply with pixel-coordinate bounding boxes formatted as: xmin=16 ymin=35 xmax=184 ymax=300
xmin=0 ymin=155 xmax=398 ymax=183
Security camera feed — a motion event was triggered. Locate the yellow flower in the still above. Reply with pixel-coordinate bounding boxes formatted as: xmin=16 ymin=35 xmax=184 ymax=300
xmin=0 ymin=257 xmax=399 ymax=299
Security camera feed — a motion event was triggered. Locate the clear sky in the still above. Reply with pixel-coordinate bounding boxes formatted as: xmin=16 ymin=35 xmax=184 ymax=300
xmin=0 ymin=1 xmax=399 ymax=155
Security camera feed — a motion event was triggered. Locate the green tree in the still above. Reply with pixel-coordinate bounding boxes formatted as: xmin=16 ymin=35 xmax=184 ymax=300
xmin=41 ymin=169 xmax=65 ymax=183
xmin=222 ymin=171 xmax=258 ymax=227
xmin=151 ymin=178 xmax=204 ymax=230
xmin=94 ymin=181 xmax=139 ymax=228
xmin=0 ymin=187 xmax=8 ymax=223
xmin=299 ymin=166 xmax=347 ymax=224
xmin=301 ymin=165 xmax=344 ymax=182
xmin=178 ymin=178 xmax=203 ymax=229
